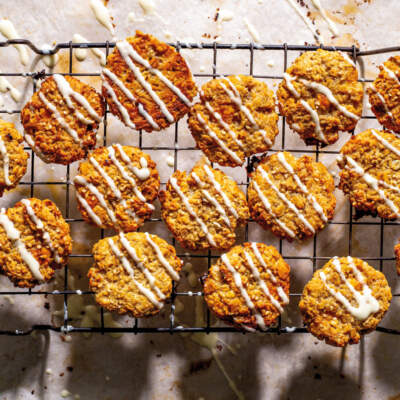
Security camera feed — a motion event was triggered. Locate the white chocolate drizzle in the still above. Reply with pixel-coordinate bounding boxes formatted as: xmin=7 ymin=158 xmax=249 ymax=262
xmin=0 ymin=209 xmax=43 ymax=281
xmin=102 ymin=68 xmax=159 ymax=130
xmin=89 ymin=0 xmax=115 ymax=38
xmin=0 ymin=19 xmax=29 ymax=65
xmin=21 ymin=199 xmax=62 ymax=263
xmin=310 ymin=0 xmax=338 ymax=36
xmin=369 ymin=84 xmax=394 ymax=120
xmin=0 ymin=135 xmax=10 ymax=186
xmin=221 ymin=253 xmax=266 ymax=330
xmin=243 ymin=17 xmax=260 ymax=42
xmin=170 ymin=176 xmax=216 ymax=246
xmin=38 ymin=92 xmax=82 ymax=144
xmin=257 ymin=165 xmax=315 ymax=233
xmin=319 ymin=256 xmax=380 ymax=320
xmin=0 ymin=72 xmax=22 ymax=103
xmin=371 ymin=129 xmax=400 ymax=157
xmin=107 ymin=237 xmax=163 ymax=309
xmin=382 ymin=64 xmax=400 ymax=85
xmin=276 ymin=152 xmax=328 ymax=223
xmin=75 ymin=193 xmax=102 ymax=226
xmin=145 ymin=232 xmax=180 ymax=281
xmin=72 ymin=34 xmax=106 ymax=66
xmin=53 ymin=74 xmax=101 ymax=124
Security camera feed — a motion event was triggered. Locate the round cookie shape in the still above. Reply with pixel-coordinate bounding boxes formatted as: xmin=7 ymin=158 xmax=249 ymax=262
xmin=0 ymin=119 xmax=29 ymax=196
xmin=188 ymin=75 xmax=279 ymax=167
xmin=159 ymin=162 xmax=249 ymax=251
xmin=21 ymin=74 xmax=105 ymax=165
xmin=74 ymin=145 xmax=160 ymax=232
xmin=367 ymin=56 xmax=400 ymax=133
xmin=248 ymin=151 xmax=336 ymax=241
xmin=337 ymin=129 xmax=400 ymax=220
xmin=277 ymin=49 xmax=363 ymax=146
xmin=0 ymin=198 xmax=72 ymax=288
xmin=299 ymin=256 xmax=391 ymax=347
xmin=203 ymin=242 xmax=290 ymax=331
xmin=89 ymin=232 xmax=182 ymax=317
xmin=101 ymin=31 xmax=197 ymax=132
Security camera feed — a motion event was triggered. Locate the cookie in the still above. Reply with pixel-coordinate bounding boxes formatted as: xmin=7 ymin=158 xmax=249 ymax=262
xmin=248 ymin=151 xmax=335 ymax=241
xmin=203 ymin=242 xmax=290 ymax=331
xmin=299 ymin=256 xmax=391 ymax=347
xmin=395 ymin=241 xmax=400 ymax=275
xmin=277 ymin=49 xmax=363 ymax=146
xmin=89 ymin=232 xmax=182 ymax=317
xmin=159 ymin=162 xmax=249 ymax=251
xmin=101 ymin=31 xmax=197 ymax=132
xmin=367 ymin=56 xmax=400 ymax=133
xmin=0 ymin=119 xmax=29 ymax=196
xmin=0 ymin=198 xmax=72 ymax=288
xmin=74 ymin=145 xmax=159 ymax=232
xmin=337 ymin=129 xmax=400 ymax=220
xmin=21 ymin=74 xmax=105 ymax=164
xmin=188 ymin=75 xmax=278 ymax=167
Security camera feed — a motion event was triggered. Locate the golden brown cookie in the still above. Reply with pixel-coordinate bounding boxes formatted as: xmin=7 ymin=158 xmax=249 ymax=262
xmin=21 ymin=74 xmax=105 ymax=164
xmin=0 ymin=119 xmax=28 ymax=196
xmin=188 ymin=75 xmax=278 ymax=167
xmin=277 ymin=49 xmax=363 ymax=146
xmin=102 ymin=31 xmax=197 ymax=132
xmin=367 ymin=56 xmax=400 ymax=133
xmin=159 ymin=162 xmax=249 ymax=251
xmin=74 ymin=145 xmax=159 ymax=232
xmin=0 ymin=198 xmax=72 ymax=288
xmin=89 ymin=232 xmax=182 ymax=317
xmin=248 ymin=151 xmax=335 ymax=241
xmin=299 ymin=256 xmax=391 ymax=347
xmin=337 ymin=129 xmax=400 ymax=220
xmin=203 ymin=242 xmax=290 ymax=331
xmin=394 ymin=241 xmax=400 ymax=275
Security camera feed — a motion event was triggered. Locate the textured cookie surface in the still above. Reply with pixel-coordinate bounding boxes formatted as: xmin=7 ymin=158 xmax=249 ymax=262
xmin=74 ymin=145 xmax=159 ymax=232
xmin=204 ymin=242 xmax=290 ymax=331
xmin=159 ymin=162 xmax=249 ymax=251
xmin=0 ymin=198 xmax=72 ymax=288
xmin=188 ymin=75 xmax=278 ymax=167
xmin=299 ymin=256 xmax=391 ymax=347
xmin=89 ymin=232 xmax=182 ymax=317
xmin=248 ymin=151 xmax=335 ymax=241
xmin=102 ymin=31 xmax=197 ymax=132
xmin=394 ymin=241 xmax=400 ymax=275
xmin=338 ymin=129 xmax=400 ymax=220
xmin=21 ymin=74 xmax=105 ymax=164
xmin=0 ymin=119 xmax=28 ymax=196
xmin=277 ymin=49 xmax=362 ymax=145
xmin=367 ymin=56 xmax=400 ymax=133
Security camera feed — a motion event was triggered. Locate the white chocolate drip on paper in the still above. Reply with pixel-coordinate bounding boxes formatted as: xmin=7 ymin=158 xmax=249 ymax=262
xmin=243 ymin=17 xmax=260 ymax=42
xmin=310 ymin=0 xmax=338 ymax=36
xmin=0 ymin=72 xmax=22 ymax=103
xmin=319 ymin=257 xmax=380 ymax=321
xmin=0 ymin=19 xmax=29 ymax=65
xmin=0 ymin=209 xmax=43 ymax=281
xmin=21 ymin=199 xmax=62 ymax=263
xmin=89 ymin=0 xmax=115 ymax=38
xmin=40 ymin=44 xmax=59 ymax=68
xmin=73 ymin=34 xmax=106 ymax=66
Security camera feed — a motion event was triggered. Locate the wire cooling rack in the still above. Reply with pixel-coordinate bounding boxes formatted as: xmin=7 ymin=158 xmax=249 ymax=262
xmin=0 ymin=39 xmax=399 ymax=336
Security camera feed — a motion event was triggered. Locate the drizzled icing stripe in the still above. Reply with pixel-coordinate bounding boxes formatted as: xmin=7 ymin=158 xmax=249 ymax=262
xmin=371 ymin=129 xmax=400 ymax=158
xmin=218 ymin=77 xmax=272 ymax=146
xmin=115 ymin=144 xmax=151 ymax=181
xmin=191 ymin=171 xmax=232 ymax=227
xmin=102 ymin=68 xmax=159 ymax=130
xmin=102 ymin=79 xmax=136 ymax=129
xmin=0 ymin=136 xmax=10 ymax=186
xmin=74 ymin=175 xmax=117 ymax=224
xmin=21 ymin=199 xmax=62 ymax=263
xmin=243 ymin=249 xmax=286 ymax=313
xmin=53 ymin=74 xmax=101 ymax=124
xmin=196 ymin=112 xmax=242 ymax=164
xmin=252 ymin=180 xmax=295 ymax=238
xmin=116 ymin=41 xmax=174 ymax=122
xmin=203 ymin=165 xmax=238 ymax=219
xmin=221 ymin=253 xmax=266 ymax=330
xmin=250 ymin=242 xmax=289 ymax=306
xmin=145 ymin=232 xmax=180 ymax=281
xmin=339 ymin=154 xmax=400 ymax=216
xmin=0 ymin=209 xmax=43 ymax=281
xmin=38 ymin=92 xmax=82 ymax=144
xmin=107 ymin=237 xmax=163 ymax=309
xmin=283 ymin=73 xmax=327 ymax=143
xmin=116 ymin=40 xmax=192 ymax=106
xmin=119 ymin=232 xmax=166 ymax=301
xmin=257 ymin=166 xmax=315 ymax=233
xmin=170 ymin=176 xmax=216 ymax=246
xmin=76 ymin=193 xmax=102 ymax=226
xmin=319 ymin=256 xmax=380 ymax=320
xmin=382 ymin=64 xmax=400 ymax=85
xmin=276 ymin=152 xmax=328 ymax=223
xmin=369 ymin=85 xmax=394 ymax=120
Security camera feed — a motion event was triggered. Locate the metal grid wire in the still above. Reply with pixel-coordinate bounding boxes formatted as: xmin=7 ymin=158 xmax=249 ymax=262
xmin=0 ymin=39 xmax=399 ymax=336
